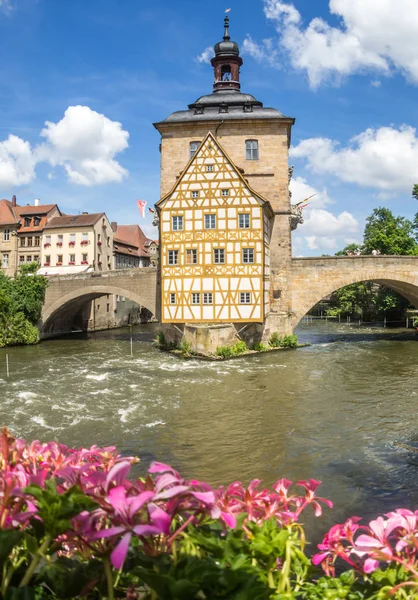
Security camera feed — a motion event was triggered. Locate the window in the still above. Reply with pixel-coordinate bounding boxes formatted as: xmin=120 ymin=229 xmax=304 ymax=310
xmin=190 ymin=141 xmax=201 ymax=158
xmin=58 ymin=234 xmax=63 ymax=242
xmin=45 ymin=255 xmax=50 ymax=264
xmin=34 ymin=236 xmax=40 ymax=246
xmin=240 ymin=292 xmax=251 ymax=304
xmin=107 ymin=303 xmax=110 ymax=313
xmin=221 ymin=189 xmax=229 ymax=197
xmin=2 ymin=254 xmax=8 ymax=268
xmin=191 ymin=191 xmax=199 ymax=199
xmin=82 ymin=232 xmax=88 ymax=241
xmin=239 ymin=214 xmax=250 ymax=229
xmin=57 ymin=254 xmax=63 ymax=263
xmin=206 ymin=165 xmax=214 ymax=172
xmin=19 ymin=255 xmax=25 ymax=264
xmin=3 ymin=229 xmax=9 ymax=242
xmin=34 ymin=217 xmax=41 ymax=227
xmin=242 ymin=248 xmax=254 ymax=264
xmin=24 ymin=217 xmax=31 ymax=227
xmin=192 ymin=293 xmax=200 ymax=304
xmin=69 ymin=233 xmax=76 ymax=244
xmin=33 ymin=255 xmax=39 ymax=263
xmin=168 ymin=250 xmax=179 ymax=265
xmin=82 ymin=253 xmax=88 ymax=262
xmin=203 ymin=293 xmax=213 ymax=304
xmin=245 ymin=139 xmax=259 ymax=160
xmin=170 ymin=293 xmax=176 ymax=304
xmin=26 ymin=237 xmax=32 ymax=247
xmin=26 ymin=255 xmax=32 ymax=263
xmin=204 ymin=214 xmax=216 ymax=229
xmin=45 ymin=235 xmax=51 ymax=244
xmin=172 ymin=216 xmax=183 ymax=231
xmin=69 ymin=254 xmax=75 ymax=262
xmin=20 ymin=237 xmax=25 ymax=247
xmin=186 ymin=249 xmax=198 ymax=265
xmin=213 ymin=248 xmax=225 ymax=264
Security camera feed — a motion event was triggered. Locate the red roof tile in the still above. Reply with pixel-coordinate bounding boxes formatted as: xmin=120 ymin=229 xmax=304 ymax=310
xmin=115 ymin=225 xmax=153 ymax=257
xmin=44 ymin=213 xmax=105 ymax=229
xmin=0 ymin=199 xmax=18 ymax=226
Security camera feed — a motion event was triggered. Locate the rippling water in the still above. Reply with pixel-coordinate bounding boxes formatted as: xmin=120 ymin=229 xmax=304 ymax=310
xmin=1 ymin=321 xmax=418 ymax=536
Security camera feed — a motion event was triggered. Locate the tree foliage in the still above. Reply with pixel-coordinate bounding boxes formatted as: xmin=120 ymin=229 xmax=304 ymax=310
xmin=363 ymin=207 xmax=418 ymax=255
xmin=0 ymin=264 xmax=48 ymax=347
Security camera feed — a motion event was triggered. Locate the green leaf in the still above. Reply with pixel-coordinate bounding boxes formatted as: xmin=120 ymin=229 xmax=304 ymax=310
xmin=5 ymin=587 xmax=36 ymax=600
xmin=0 ymin=529 xmax=22 ymax=562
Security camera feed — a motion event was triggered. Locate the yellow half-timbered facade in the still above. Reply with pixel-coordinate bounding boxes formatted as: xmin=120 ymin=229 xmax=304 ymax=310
xmin=157 ymin=133 xmax=273 ymax=324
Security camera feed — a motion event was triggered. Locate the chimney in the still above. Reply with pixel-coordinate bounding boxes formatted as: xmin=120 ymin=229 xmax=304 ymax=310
xmin=12 ymin=195 xmax=16 ymax=207
xmin=111 ymin=221 xmax=117 ymax=232
xmin=34 ymin=198 xmax=40 ymax=206
xmin=81 ymin=211 xmax=88 ymax=215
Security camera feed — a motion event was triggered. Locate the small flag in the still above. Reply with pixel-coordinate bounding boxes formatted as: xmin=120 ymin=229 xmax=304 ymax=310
xmin=225 ymin=8 xmax=231 ymax=12
xmin=148 ymin=207 xmax=155 ymax=214
xmin=137 ymin=199 xmax=147 ymax=218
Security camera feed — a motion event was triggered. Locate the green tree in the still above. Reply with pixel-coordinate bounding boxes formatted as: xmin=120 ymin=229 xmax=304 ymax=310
xmin=0 ymin=265 xmax=47 ymax=347
xmin=335 ymin=243 xmax=362 ymax=256
xmin=362 ymin=207 xmax=418 ymax=255
xmin=412 ymin=184 xmax=418 ymax=202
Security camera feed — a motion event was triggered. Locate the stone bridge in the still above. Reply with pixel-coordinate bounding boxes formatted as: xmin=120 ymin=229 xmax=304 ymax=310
xmin=290 ymin=255 xmax=418 ymax=328
xmin=40 ymin=257 xmax=418 ymax=337
xmin=40 ymin=268 xmax=158 ymax=337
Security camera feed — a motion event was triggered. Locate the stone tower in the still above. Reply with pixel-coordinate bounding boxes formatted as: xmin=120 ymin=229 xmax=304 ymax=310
xmin=154 ymin=16 xmax=295 ymax=348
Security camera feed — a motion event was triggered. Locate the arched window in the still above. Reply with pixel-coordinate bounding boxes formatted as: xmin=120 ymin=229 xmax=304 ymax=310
xmin=245 ymin=140 xmax=259 ymax=160
xmin=221 ymin=65 xmax=231 ymax=81
xmin=189 ymin=141 xmax=201 ymax=159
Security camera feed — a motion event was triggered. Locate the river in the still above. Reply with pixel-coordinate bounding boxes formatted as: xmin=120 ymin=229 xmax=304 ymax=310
xmin=1 ymin=321 xmax=418 ymax=537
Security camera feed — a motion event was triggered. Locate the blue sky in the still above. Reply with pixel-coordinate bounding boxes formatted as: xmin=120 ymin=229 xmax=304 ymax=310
xmin=0 ymin=0 xmax=417 ymax=254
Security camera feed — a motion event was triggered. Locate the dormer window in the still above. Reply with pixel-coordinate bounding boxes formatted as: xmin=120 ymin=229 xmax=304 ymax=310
xmin=190 ymin=141 xmax=201 ymax=159
xmin=24 ymin=217 xmax=31 ymax=227
xmin=34 ymin=216 xmax=41 ymax=226
xmin=246 ymin=139 xmax=259 ymax=160
xmin=244 ymin=102 xmax=253 ymax=113
xmin=219 ymin=103 xmax=229 ymax=114
xmin=194 ymin=106 xmax=204 ymax=115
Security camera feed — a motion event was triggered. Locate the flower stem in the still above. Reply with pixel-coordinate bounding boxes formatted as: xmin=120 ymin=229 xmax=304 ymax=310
xmin=19 ymin=534 xmax=51 ymax=588
xmin=104 ymin=558 xmax=115 ymax=600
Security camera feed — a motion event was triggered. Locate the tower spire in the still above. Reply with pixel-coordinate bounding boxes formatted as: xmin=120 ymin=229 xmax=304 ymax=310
xmin=223 ymin=15 xmax=230 ymax=41
xmin=211 ymin=11 xmax=243 ymax=92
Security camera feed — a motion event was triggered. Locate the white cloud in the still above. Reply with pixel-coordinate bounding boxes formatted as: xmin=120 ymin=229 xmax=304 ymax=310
xmin=371 ymin=80 xmax=382 ymax=88
xmin=290 ymin=125 xmax=418 ymax=193
xmin=0 ymin=135 xmax=36 ymax=187
xmin=37 ymin=105 xmax=129 ymax=186
xmin=291 ymin=177 xmax=360 ymax=253
xmin=242 ymin=36 xmax=280 ymax=67
xmin=290 ymin=175 xmax=332 ymax=208
xmin=0 ymin=0 xmax=13 ymax=15
xmin=246 ymin=0 xmax=418 ymax=87
xmin=196 ymin=47 xmax=214 ymax=64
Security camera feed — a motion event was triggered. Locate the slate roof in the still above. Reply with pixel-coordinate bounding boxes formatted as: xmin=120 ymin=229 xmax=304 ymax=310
xmin=44 ymin=213 xmax=105 ymax=229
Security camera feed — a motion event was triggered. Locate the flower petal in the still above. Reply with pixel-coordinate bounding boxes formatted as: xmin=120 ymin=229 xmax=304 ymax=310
xmin=110 ymin=532 xmax=131 ymax=569
xmin=154 ymin=485 xmax=190 ymax=500
xmin=132 ymin=524 xmax=163 ymax=537
xmin=148 ymin=503 xmax=171 ymax=535
xmin=105 ymin=461 xmax=131 ymax=491
xmin=91 ymin=526 xmax=125 ymax=540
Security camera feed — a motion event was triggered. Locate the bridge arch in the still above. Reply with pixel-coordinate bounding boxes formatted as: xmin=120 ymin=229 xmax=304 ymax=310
xmin=290 ymin=258 xmax=418 ymax=329
xmin=41 ymin=283 xmax=157 ymax=337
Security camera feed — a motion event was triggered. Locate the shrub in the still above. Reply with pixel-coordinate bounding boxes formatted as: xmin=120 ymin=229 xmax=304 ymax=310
xmin=269 ymin=331 xmax=281 ymax=347
xmin=253 ymin=341 xmax=268 ymax=352
xmin=156 ymin=330 xmax=166 ymax=347
xmin=216 ymin=344 xmax=234 ymax=358
xmin=279 ymin=334 xmax=299 ymax=348
xmin=233 ymin=340 xmax=247 ymax=354
xmin=179 ymin=338 xmax=191 ymax=354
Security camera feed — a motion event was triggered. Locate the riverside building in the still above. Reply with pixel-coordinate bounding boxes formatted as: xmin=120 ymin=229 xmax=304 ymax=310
xmin=154 ymin=16 xmax=295 ymax=351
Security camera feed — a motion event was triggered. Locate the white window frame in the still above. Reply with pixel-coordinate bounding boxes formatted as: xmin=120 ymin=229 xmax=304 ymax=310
xmin=172 ymin=215 xmax=183 ymax=231
xmin=245 ymin=139 xmax=259 ymax=160
xmin=213 ymin=248 xmax=225 ymax=264
xmin=191 ymin=293 xmax=200 ymax=305
xmin=69 ymin=253 xmax=75 ymax=262
xmin=238 ymin=213 xmax=250 ymax=229
xmin=3 ymin=229 xmax=9 ymax=242
xmin=2 ymin=253 xmax=9 ymax=268
xmin=203 ymin=293 xmax=213 ymax=305
xmin=240 ymin=292 xmax=251 ymax=304
xmin=242 ymin=248 xmax=255 ymax=264
xmin=168 ymin=250 xmax=179 ymax=265
xmin=204 ymin=214 xmax=216 ymax=229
